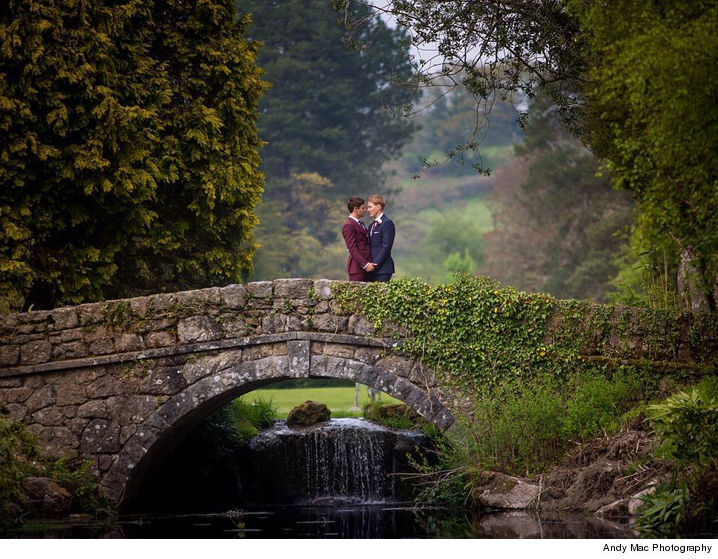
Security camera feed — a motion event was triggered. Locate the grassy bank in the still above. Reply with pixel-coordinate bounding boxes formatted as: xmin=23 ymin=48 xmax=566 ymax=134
xmin=240 ymin=385 xmax=400 ymax=418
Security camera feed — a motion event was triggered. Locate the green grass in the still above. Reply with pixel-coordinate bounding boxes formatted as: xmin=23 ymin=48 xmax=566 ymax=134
xmin=240 ymin=385 xmax=400 ymax=419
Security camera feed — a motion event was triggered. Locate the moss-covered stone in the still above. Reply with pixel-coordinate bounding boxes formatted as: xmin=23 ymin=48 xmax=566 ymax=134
xmin=286 ymin=400 xmax=331 ymax=426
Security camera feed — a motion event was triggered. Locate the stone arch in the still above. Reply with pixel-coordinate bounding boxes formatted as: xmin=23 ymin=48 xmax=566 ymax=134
xmin=104 ymin=341 xmax=453 ymax=506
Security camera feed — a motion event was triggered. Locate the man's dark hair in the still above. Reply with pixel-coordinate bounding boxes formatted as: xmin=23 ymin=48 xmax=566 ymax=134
xmin=347 ymin=196 xmax=365 ymax=212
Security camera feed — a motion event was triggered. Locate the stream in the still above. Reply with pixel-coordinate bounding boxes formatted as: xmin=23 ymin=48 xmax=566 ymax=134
xmin=7 ymin=418 xmax=637 ymax=538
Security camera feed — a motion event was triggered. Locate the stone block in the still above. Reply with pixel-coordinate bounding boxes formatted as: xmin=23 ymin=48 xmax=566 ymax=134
xmin=141 ymin=367 xmax=188 ymax=395
xmin=98 ymin=455 xmax=114 ymax=472
xmin=376 ymin=355 xmax=412 ymax=377
xmin=312 ymin=314 xmax=348 ymax=333
xmin=18 ymin=310 xmax=52 ymax=324
xmin=5 ymin=387 xmax=33 ymax=403
xmin=33 ymin=406 xmax=66 ymax=426
xmin=77 ymin=400 xmax=109 ymax=419
xmin=182 ymin=355 xmax=220 ymax=385
xmin=60 ymin=328 xmax=83 ymax=342
xmin=114 ymin=333 xmax=143 ymax=353
xmin=409 ymin=361 xmax=437 ymax=387
xmin=177 ymin=315 xmax=221 ymax=344
xmin=146 ymin=293 xmax=174 ymax=315
xmin=66 ymin=416 xmax=91 ymax=436
xmin=129 ymin=297 xmax=149 ymax=317
xmin=261 ymin=313 xmax=286 ymax=334
xmin=144 ymin=330 xmax=175 ymax=349
xmin=0 ymin=344 xmax=20 ymax=366
xmin=274 ymin=278 xmax=313 ymax=299
xmin=26 ymin=385 xmax=57 ymax=412
xmin=217 ymin=315 xmax=247 ymax=337
xmin=120 ymin=424 xmax=137 ymax=445
xmin=314 ymin=301 xmax=330 ymax=313
xmin=51 ymin=308 xmax=79 ymax=330
xmin=210 ymin=350 xmax=244 ymax=373
xmin=86 ymin=374 xmax=124 ymax=399
xmin=28 ymin=425 xmax=78 ymax=459
xmin=86 ymin=325 xmax=111 ymax=342
xmin=348 ymin=315 xmax=374 ymax=336
xmin=254 ymin=356 xmax=287 ymax=380
xmin=243 ymin=344 xmax=276 ymax=361
xmin=107 ymin=395 xmax=157 ymax=425
xmin=54 ymin=341 xmax=87 ymax=360
xmin=78 ymin=303 xmax=104 ymax=326
xmin=219 ymin=284 xmax=247 ymax=309
xmin=89 ymin=339 xmax=114 ymax=355
xmin=0 ymin=378 xmax=22 ymax=388
xmin=81 ymin=419 xmax=121 ymax=454
xmin=173 ymin=287 xmax=220 ymax=311
xmin=286 ymin=315 xmax=307 ymax=331
xmin=313 ymin=279 xmax=333 ymax=300
xmin=20 ymin=340 xmax=52 ymax=364
xmin=288 ymin=340 xmax=310 ymax=377
xmin=321 ymin=343 xmax=355 ymax=359
xmin=246 ymin=281 xmax=273 ymax=298
xmin=354 ymin=348 xmax=381 ymax=365
xmin=0 ymin=314 xmax=18 ymax=334
xmin=55 ymin=382 xmax=87 ymax=406
xmin=4 ymin=403 xmax=27 ymax=421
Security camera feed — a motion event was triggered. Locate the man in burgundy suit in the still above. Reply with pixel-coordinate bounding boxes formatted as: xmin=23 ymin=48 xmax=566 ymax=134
xmin=342 ymin=197 xmax=376 ymax=281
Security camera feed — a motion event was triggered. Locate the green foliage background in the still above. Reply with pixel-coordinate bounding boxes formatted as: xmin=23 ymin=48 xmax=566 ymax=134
xmin=0 ymin=0 xmax=267 ymax=311
xmin=575 ymin=0 xmax=718 ymax=311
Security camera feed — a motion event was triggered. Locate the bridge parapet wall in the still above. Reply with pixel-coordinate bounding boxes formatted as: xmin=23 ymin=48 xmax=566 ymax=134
xmin=0 ymin=279 xmax=368 ymax=376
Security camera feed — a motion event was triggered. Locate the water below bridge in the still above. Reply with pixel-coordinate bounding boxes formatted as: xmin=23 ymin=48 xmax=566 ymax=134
xmin=10 ymin=419 xmax=637 ymax=538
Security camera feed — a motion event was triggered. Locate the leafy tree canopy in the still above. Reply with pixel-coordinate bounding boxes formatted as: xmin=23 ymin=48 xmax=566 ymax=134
xmin=0 ymin=0 xmax=267 ymax=312
xmin=576 ymin=1 xmax=718 ymax=310
xmin=338 ymin=0 xmax=718 ymax=309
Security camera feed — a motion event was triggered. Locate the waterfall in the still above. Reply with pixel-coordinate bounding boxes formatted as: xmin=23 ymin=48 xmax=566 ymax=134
xmin=242 ymin=418 xmax=431 ymax=505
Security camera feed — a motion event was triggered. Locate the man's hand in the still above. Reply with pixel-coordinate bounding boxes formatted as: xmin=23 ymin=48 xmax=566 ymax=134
xmin=365 ymin=263 xmax=376 ymax=272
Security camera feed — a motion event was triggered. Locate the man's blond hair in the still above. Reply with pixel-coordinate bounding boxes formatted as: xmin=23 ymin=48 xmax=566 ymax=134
xmin=367 ymin=194 xmax=385 ymax=209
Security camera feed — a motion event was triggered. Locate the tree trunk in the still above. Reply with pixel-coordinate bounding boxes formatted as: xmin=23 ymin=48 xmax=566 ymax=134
xmin=677 ymin=246 xmax=711 ymax=312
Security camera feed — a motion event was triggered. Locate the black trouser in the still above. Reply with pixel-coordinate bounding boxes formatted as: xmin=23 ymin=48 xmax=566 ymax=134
xmin=369 ymin=274 xmax=392 ymax=282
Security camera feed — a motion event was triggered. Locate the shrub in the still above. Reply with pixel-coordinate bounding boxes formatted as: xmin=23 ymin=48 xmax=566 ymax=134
xmin=229 ymin=396 xmax=277 ymax=442
xmin=0 ymin=415 xmax=107 ymax=526
xmin=562 ymin=370 xmax=642 ymax=439
xmin=648 ymin=389 xmax=718 ymax=466
xmin=637 ymin=379 xmax=718 ymax=536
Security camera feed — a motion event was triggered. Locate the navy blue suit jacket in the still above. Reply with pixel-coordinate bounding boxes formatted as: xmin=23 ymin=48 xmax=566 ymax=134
xmin=369 ymin=214 xmax=395 ymax=276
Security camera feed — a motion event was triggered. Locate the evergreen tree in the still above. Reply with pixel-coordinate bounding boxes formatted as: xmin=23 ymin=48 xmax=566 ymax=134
xmin=0 ymin=0 xmax=267 ymax=311
xmin=239 ymin=0 xmax=415 ymax=199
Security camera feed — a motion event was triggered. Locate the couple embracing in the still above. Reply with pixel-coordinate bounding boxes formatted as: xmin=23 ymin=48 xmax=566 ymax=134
xmin=342 ymin=195 xmax=395 ymax=283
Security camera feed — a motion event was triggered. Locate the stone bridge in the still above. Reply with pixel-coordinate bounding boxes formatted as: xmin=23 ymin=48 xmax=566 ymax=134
xmin=1 ymin=278 xmax=716 ymax=506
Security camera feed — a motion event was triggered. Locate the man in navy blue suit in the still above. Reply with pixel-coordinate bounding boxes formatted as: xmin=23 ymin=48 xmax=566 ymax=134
xmin=366 ymin=194 xmax=395 ymax=282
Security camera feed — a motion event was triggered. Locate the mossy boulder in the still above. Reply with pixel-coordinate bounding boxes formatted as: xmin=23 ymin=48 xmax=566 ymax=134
xmin=286 ymin=400 xmax=331 ymax=426
xmin=364 ymin=403 xmax=425 ymax=429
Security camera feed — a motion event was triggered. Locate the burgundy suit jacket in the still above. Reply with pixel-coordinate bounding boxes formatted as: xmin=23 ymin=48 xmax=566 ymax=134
xmin=342 ymin=217 xmax=371 ymax=275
